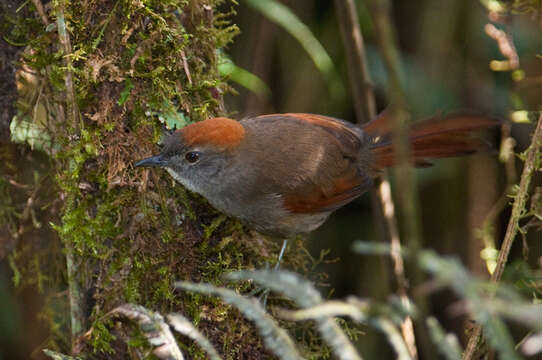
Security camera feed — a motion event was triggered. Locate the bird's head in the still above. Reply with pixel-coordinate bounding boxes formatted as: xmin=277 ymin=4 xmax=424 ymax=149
xmin=135 ymin=117 xmax=245 ymax=193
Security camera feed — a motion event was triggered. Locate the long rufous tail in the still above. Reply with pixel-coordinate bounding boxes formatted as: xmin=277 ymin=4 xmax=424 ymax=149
xmin=364 ymin=111 xmax=500 ymax=169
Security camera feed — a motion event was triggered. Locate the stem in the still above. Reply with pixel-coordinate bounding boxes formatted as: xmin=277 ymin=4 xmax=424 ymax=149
xmin=463 ymin=113 xmax=542 ymax=360
xmin=333 ymin=1 xmax=418 ymax=357
xmin=333 ymin=0 xmax=375 ymax=124
xmin=55 ymin=0 xmax=79 ymax=133
xmin=31 ymin=0 xmax=50 ymax=26
xmin=369 ymin=0 xmax=421 ymax=252
xmin=367 ymin=0 xmax=437 ymax=358
xmin=54 ymin=0 xmax=84 ymax=348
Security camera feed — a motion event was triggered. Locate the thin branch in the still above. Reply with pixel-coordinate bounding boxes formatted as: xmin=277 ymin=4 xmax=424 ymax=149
xmin=377 ymin=178 xmax=417 ymax=358
xmin=485 ymin=23 xmax=519 ymax=71
xmin=333 ymin=1 xmax=418 ymax=358
xmin=55 ymin=0 xmax=80 ymax=133
xmin=333 ymin=0 xmax=375 ymax=124
xmin=368 ymin=0 xmax=421 ymax=252
xmin=54 ymin=0 xmax=83 ymax=349
xmin=476 ymin=123 xmax=517 ymax=272
xmin=31 ymin=0 xmax=50 ymax=26
xmin=367 ymin=0 xmax=438 ymax=358
xmin=463 ymin=113 xmax=542 ymax=360
xmin=180 ymin=50 xmax=193 ymax=85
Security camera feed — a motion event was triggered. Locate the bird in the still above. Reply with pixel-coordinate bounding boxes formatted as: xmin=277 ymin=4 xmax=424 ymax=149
xmin=135 ymin=112 xmax=498 ymax=240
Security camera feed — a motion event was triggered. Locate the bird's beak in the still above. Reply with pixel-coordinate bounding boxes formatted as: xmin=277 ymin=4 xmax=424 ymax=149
xmin=135 ymin=155 xmax=167 ymax=168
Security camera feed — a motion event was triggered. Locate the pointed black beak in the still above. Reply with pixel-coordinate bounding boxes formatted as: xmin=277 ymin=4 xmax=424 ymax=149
xmin=135 ymin=155 xmax=167 ymax=168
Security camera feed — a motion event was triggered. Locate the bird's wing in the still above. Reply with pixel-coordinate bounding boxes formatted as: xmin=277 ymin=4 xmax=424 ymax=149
xmin=244 ymin=113 xmax=372 ymax=213
xmin=282 ymin=169 xmax=370 ymax=213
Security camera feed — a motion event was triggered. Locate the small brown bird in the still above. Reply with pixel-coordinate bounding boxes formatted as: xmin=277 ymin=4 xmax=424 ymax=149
xmin=136 ymin=112 xmax=497 ymax=238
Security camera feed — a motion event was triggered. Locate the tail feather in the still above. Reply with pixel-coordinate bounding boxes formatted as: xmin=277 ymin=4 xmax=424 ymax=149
xmin=364 ymin=112 xmax=500 ymax=169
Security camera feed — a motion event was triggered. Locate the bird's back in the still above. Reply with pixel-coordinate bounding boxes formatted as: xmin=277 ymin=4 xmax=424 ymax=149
xmin=225 ymin=114 xmax=373 ymax=237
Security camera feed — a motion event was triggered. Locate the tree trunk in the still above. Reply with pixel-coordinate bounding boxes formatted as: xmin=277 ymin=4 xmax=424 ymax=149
xmin=2 ymin=1 xmax=299 ymax=358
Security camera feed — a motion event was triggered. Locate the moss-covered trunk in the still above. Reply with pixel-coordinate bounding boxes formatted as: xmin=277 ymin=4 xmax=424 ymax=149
xmin=3 ymin=1 xmax=297 ymax=358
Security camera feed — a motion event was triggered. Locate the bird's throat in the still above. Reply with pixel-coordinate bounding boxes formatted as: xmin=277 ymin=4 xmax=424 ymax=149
xmin=166 ymin=168 xmax=199 ymax=194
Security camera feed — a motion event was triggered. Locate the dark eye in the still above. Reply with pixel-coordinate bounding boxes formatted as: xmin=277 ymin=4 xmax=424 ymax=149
xmin=185 ymin=151 xmax=200 ymax=163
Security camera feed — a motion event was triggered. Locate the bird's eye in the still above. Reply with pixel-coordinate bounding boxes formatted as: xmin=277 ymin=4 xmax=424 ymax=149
xmin=185 ymin=151 xmax=200 ymax=164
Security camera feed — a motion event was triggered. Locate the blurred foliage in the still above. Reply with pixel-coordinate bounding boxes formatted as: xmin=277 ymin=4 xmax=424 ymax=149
xmin=41 ymin=247 xmax=542 ymax=360
xmin=243 ymin=0 xmax=345 ymax=100
xmin=218 ymin=53 xmax=271 ymax=97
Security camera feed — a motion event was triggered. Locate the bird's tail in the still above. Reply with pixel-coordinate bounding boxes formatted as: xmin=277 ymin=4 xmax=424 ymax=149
xmin=363 ymin=111 xmax=500 ymax=169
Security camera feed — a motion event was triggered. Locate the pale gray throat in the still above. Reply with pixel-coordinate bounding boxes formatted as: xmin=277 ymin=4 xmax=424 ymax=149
xmin=166 ymin=167 xmax=199 ymax=193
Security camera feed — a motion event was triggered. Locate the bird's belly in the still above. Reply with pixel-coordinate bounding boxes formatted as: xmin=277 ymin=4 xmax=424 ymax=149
xmin=185 ymin=181 xmax=332 ymax=238
xmin=259 ymin=212 xmax=330 ymax=238
xmin=217 ymin=197 xmax=331 ymax=238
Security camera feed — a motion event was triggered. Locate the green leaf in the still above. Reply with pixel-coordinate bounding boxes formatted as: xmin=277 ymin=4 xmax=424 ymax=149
xmin=244 ymin=0 xmax=344 ymax=99
xmin=218 ymin=56 xmax=271 ymax=97
xmin=109 ymin=304 xmax=184 ymax=360
xmin=118 ymin=79 xmax=134 ymax=105
xmin=157 ymin=100 xmax=192 ymax=130
xmin=43 ymin=350 xmax=81 ymax=360
xmin=45 ymin=22 xmax=57 ymax=33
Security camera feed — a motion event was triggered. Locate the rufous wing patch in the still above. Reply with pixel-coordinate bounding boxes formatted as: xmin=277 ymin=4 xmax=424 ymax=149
xmin=180 ymin=117 xmax=245 ymax=148
xmin=284 ymin=173 xmax=366 ymax=213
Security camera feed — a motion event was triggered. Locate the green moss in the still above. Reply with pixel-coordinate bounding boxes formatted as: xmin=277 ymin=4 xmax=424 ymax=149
xmin=88 ymin=319 xmax=116 ymax=354
xmin=4 ymin=0 xmax=325 ymax=358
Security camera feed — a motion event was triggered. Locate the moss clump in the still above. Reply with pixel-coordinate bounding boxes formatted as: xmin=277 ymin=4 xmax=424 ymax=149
xmin=2 ymin=0 xmax=325 ymax=358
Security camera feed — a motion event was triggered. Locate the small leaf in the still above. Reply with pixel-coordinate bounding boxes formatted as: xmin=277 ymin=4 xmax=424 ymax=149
xmin=352 ymin=240 xmax=410 ymax=257
xmin=175 ymin=281 xmax=302 ymax=360
xmin=117 ymin=79 xmax=134 ymax=105
xmin=243 ymin=0 xmax=344 ymax=99
xmin=510 ymin=110 xmax=530 ymax=123
xmin=157 ymin=100 xmax=192 ymax=130
xmin=109 ymin=304 xmax=184 ymax=360
xmin=43 ymin=350 xmax=81 ymax=360
xmin=218 ymin=55 xmax=271 ymax=97
xmin=167 ymin=314 xmax=223 ymax=360
xmin=227 ymin=270 xmax=362 ymax=360
xmin=46 ymin=22 xmax=58 ymax=32
xmin=426 ymin=317 xmax=462 ymax=360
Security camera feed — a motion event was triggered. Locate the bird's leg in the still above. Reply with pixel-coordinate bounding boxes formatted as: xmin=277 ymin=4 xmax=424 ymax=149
xmin=274 ymin=239 xmax=289 ymax=270
xmin=247 ymin=239 xmax=290 ymax=306
xmin=259 ymin=239 xmax=289 ymax=307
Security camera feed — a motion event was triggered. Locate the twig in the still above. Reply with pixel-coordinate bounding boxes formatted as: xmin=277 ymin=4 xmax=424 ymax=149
xmin=476 ymin=123 xmax=516 ymax=271
xmin=377 ymin=178 xmax=417 ymax=358
xmin=368 ymin=0 xmax=420 ymax=251
xmin=333 ymin=1 xmax=418 ymax=358
xmin=368 ymin=0 xmax=436 ymax=358
xmin=244 ymin=19 xmax=276 ymax=115
xmin=54 ymin=0 xmax=84 ymax=349
xmin=180 ymin=50 xmax=193 ymax=85
xmin=463 ymin=113 xmax=542 ymax=360
xmin=333 ymin=0 xmax=375 ymax=124
xmin=55 ymin=0 xmax=80 ymax=133
xmin=31 ymin=0 xmax=50 ymax=26
xmin=485 ymin=23 xmax=519 ymax=71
